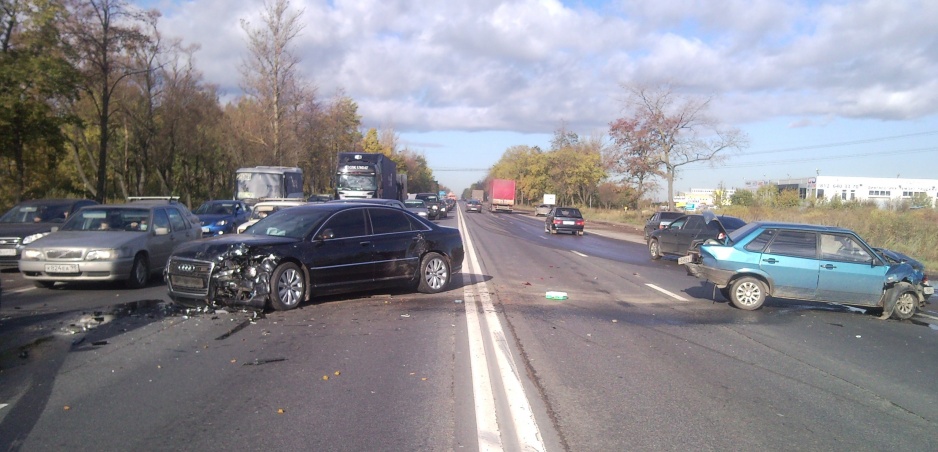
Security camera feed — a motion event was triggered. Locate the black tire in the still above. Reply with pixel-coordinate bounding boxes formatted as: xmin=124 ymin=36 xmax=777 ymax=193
xmin=269 ymin=262 xmax=304 ymax=311
xmin=125 ymin=254 xmax=149 ymax=289
xmin=34 ymin=280 xmax=55 ymax=289
xmin=729 ymin=276 xmax=766 ymax=310
xmin=417 ymin=252 xmax=450 ymax=294
xmin=648 ymin=239 xmax=662 ymax=260
xmin=890 ymin=282 xmax=918 ymax=320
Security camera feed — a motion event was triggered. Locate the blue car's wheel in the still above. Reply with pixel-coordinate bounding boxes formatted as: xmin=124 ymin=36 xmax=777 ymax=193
xmin=729 ymin=276 xmax=766 ymax=310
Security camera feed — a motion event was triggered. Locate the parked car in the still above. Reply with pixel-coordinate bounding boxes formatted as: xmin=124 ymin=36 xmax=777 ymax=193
xmin=644 ymin=211 xmax=684 ymax=240
xmin=164 ymin=203 xmax=464 ymax=311
xmin=0 ymin=199 xmax=99 ymax=269
xmin=236 ymin=198 xmax=307 ymax=233
xmin=414 ymin=193 xmax=445 ymax=220
xmin=683 ymin=220 xmax=933 ymax=319
xmin=19 ymin=201 xmax=202 ymax=288
xmin=193 ymin=200 xmax=250 ymax=236
xmin=404 ymin=199 xmax=430 ymax=218
xmin=534 ymin=204 xmax=553 ymax=216
xmin=648 ymin=214 xmax=745 ymax=260
xmin=465 ymin=199 xmax=482 ymax=213
xmin=544 ymin=207 xmax=585 ymax=236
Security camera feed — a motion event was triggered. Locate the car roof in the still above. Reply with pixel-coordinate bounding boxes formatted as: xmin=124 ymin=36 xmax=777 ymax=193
xmin=747 ymin=221 xmax=855 ymax=234
xmin=15 ymin=199 xmax=94 ymax=207
xmin=254 ymin=200 xmax=307 ymax=207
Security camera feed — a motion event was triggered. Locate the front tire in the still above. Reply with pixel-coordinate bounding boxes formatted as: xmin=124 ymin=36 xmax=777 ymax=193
xmin=729 ymin=277 xmax=766 ymax=310
xmin=269 ymin=262 xmax=304 ymax=311
xmin=648 ymin=239 xmax=662 ymax=260
xmin=417 ymin=252 xmax=450 ymax=293
xmin=890 ymin=282 xmax=918 ymax=320
xmin=126 ymin=254 xmax=149 ymax=289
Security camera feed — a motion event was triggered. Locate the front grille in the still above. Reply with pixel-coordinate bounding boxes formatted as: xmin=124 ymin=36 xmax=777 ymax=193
xmin=45 ymin=249 xmax=84 ymax=260
xmin=0 ymin=237 xmax=21 ymax=246
xmin=167 ymin=257 xmax=214 ymax=296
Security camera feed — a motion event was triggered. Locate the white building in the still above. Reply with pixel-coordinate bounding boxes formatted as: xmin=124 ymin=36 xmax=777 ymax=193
xmin=756 ymin=176 xmax=938 ymax=206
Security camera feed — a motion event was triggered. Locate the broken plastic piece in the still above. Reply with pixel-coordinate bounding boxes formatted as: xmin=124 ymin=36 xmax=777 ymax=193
xmin=545 ymin=291 xmax=568 ymax=300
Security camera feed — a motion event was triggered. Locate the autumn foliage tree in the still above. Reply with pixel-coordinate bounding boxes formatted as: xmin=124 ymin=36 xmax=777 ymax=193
xmin=609 ymin=83 xmax=748 ymax=209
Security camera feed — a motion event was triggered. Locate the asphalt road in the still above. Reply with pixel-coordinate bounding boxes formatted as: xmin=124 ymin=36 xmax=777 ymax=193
xmin=1 ymin=206 xmax=937 ymax=451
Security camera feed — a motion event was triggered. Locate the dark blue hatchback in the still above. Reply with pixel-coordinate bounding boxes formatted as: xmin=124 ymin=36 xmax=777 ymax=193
xmin=194 ymin=200 xmax=250 ymax=236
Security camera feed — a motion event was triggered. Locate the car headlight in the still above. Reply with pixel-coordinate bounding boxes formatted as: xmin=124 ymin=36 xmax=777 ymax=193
xmin=22 ymin=249 xmax=43 ymax=260
xmin=215 ymin=220 xmax=228 ymax=226
xmin=418 ymin=212 xmax=427 ymax=217
xmin=22 ymin=232 xmax=49 ymax=245
xmin=86 ymin=249 xmax=120 ymax=260
xmin=431 ymin=205 xmax=438 ymax=210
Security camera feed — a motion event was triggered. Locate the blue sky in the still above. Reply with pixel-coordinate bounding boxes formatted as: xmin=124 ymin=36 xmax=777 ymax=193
xmin=141 ymin=0 xmax=938 ymax=197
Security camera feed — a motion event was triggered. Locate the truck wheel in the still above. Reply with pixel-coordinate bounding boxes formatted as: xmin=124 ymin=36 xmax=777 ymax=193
xmin=890 ymin=282 xmax=918 ymax=320
xmin=126 ymin=254 xmax=149 ymax=289
xmin=648 ymin=239 xmax=662 ymax=260
xmin=729 ymin=277 xmax=766 ymax=310
xmin=269 ymin=262 xmax=304 ymax=311
xmin=417 ymin=252 xmax=450 ymax=293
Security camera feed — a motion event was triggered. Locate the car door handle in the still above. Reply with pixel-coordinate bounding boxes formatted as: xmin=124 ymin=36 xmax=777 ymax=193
xmin=821 ymin=264 xmax=836 ymax=270
xmin=359 ymin=241 xmax=371 ymax=246
xmin=762 ymin=258 xmax=778 ymax=264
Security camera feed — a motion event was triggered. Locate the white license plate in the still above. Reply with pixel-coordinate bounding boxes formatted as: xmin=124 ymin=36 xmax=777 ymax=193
xmin=925 ymin=286 xmax=935 ymax=295
xmin=201 ymin=227 xmax=210 ymax=233
xmin=171 ymin=275 xmax=204 ymax=289
xmin=0 ymin=249 xmax=16 ymax=256
xmin=677 ymin=255 xmax=694 ymax=265
xmin=563 ymin=220 xmax=574 ymax=225
xmin=45 ymin=263 xmax=79 ymax=273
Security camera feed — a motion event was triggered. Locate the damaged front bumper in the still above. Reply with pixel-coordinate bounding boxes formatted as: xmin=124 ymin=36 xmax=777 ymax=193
xmin=166 ymin=243 xmax=286 ymax=310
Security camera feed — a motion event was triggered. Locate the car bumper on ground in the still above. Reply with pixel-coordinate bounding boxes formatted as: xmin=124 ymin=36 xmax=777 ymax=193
xmin=19 ymin=258 xmax=135 ymax=282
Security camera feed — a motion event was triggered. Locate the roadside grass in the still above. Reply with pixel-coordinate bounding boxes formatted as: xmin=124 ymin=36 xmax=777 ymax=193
xmin=576 ymin=205 xmax=938 ymax=270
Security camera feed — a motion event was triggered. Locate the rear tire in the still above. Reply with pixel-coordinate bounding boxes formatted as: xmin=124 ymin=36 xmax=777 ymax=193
xmin=269 ymin=262 xmax=304 ymax=311
xmin=417 ymin=252 xmax=450 ymax=293
xmin=126 ymin=254 xmax=149 ymax=289
xmin=729 ymin=277 xmax=766 ymax=310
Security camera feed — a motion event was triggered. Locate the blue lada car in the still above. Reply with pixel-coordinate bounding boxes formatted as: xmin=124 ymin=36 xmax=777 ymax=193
xmin=684 ymin=218 xmax=932 ymax=320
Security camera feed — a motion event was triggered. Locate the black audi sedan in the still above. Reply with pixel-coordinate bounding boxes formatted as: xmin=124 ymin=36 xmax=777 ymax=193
xmin=164 ymin=203 xmax=464 ymax=311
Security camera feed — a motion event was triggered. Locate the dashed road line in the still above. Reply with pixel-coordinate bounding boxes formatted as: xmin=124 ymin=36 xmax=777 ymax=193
xmin=571 ymin=250 xmax=587 ymax=258
xmin=645 ymin=283 xmax=688 ymax=301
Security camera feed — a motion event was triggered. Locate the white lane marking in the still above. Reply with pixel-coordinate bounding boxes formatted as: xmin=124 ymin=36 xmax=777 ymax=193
xmin=458 ymin=207 xmax=546 ymax=452
xmin=645 ymin=283 xmax=689 ymax=301
xmin=0 ymin=403 xmax=8 ymax=410
xmin=6 ymin=286 xmax=35 ymax=295
xmin=571 ymin=250 xmax=587 ymax=258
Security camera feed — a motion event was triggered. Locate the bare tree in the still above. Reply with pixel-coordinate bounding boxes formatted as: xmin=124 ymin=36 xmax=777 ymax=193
xmin=64 ymin=0 xmax=151 ymax=202
xmin=240 ymin=0 xmax=304 ymax=166
xmin=609 ymin=83 xmax=748 ymax=209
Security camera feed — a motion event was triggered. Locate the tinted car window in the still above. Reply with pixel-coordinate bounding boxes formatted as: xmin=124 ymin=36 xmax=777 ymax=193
xmin=323 ymin=209 xmax=367 ymax=239
xmin=718 ymin=217 xmax=747 ymax=230
xmin=765 ymin=230 xmax=817 ymax=258
xmin=369 ymin=208 xmax=412 ymax=234
xmin=555 ymin=208 xmax=581 ymax=218
xmin=166 ymin=207 xmax=188 ymax=231
xmin=668 ymin=217 xmax=688 ymax=229
xmin=684 ymin=216 xmax=703 ymax=230
xmin=745 ymin=229 xmax=775 ymax=252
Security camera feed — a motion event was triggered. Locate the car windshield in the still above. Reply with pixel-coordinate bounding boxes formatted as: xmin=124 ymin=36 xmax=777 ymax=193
xmin=405 ymin=200 xmax=426 ymax=208
xmin=555 ymin=208 xmax=582 ymax=218
xmin=243 ymin=209 xmax=328 ymax=238
xmin=195 ymin=202 xmax=238 ymax=215
xmin=0 ymin=203 xmax=70 ymax=224
xmin=61 ymin=208 xmax=150 ymax=232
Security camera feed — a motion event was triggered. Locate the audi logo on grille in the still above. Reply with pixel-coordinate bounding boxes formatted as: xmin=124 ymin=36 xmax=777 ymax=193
xmin=177 ymin=264 xmax=196 ymax=272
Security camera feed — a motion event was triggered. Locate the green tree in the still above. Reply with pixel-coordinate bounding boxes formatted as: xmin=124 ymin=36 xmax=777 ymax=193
xmin=0 ymin=0 xmax=80 ymax=203
xmin=730 ymin=189 xmax=755 ymax=206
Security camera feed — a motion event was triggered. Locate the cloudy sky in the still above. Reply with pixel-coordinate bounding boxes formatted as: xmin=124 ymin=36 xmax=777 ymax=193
xmin=143 ymin=0 xmax=938 ymax=196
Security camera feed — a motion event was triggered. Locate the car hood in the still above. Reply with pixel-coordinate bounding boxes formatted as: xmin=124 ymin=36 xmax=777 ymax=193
xmin=0 ymin=222 xmax=57 ymax=239
xmin=172 ymin=234 xmax=299 ymax=261
xmin=26 ymin=230 xmax=145 ymax=248
xmin=876 ymin=247 xmax=925 ymax=272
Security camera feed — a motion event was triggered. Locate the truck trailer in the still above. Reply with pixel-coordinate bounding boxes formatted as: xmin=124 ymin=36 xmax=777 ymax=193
xmin=489 ymin=179 xmax=515 ymax=213
xmin=335 ymin=153 xmax=405 ymax=200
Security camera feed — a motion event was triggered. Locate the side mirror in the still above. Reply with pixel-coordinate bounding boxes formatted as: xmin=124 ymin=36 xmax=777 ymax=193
xmin=154 ymin=227 xmax=170 ymax=236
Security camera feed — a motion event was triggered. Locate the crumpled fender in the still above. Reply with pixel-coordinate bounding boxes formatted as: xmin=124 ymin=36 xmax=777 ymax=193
xmin=208 ymin=242 xmax=283 ymax=309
